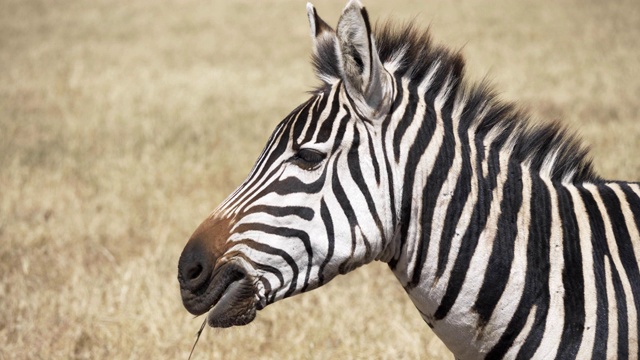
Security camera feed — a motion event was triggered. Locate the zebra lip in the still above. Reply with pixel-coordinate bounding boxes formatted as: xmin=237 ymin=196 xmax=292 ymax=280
xmin=181 ymin=262 xmax=244 ymax=316
xmin=180 ymin=261 xmax=258 ymax=327
xmin=205 ymin=264 xmax=258 ymax=328
xmin=206 ymin=279 xmax=253 ymax=326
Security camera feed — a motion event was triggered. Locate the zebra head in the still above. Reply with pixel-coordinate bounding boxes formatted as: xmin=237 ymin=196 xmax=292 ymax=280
xmin=178 ymin=1 xmax=398 ymax=328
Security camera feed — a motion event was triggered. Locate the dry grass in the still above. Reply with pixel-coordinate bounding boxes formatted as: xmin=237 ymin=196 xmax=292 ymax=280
xmin=1 ymin=0 xmax=638 ymax=359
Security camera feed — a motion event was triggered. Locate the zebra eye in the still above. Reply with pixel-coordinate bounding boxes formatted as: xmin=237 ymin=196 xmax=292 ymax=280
xmin=291 ymin=148 xmax=326 ymax=170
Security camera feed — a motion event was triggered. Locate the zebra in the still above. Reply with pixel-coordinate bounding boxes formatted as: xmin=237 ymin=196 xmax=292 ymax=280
xmin=177 ymin=1 xmax=640 ymax=358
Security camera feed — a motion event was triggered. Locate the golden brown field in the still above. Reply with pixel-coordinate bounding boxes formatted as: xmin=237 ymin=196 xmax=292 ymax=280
xmin=1 ymin=0 xmax=639 ymax=358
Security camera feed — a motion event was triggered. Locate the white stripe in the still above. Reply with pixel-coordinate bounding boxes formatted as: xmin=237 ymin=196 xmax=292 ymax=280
xmin=539 ymin=147 xmax=561 ymax=180
xmin=383 ymin=44 xmax=407 ymax=73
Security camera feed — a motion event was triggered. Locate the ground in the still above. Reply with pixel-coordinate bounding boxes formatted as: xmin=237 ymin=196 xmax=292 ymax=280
xmin=1 ymin=0 xmax=639 ymax=359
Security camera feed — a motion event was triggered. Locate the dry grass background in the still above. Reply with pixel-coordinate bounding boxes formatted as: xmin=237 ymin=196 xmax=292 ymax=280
xmin=1 ymin=0 xmax=639 ymax=359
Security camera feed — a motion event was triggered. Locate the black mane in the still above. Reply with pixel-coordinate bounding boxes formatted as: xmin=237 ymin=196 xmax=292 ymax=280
xmin=311 ymin=20 xmax=600 ymax=183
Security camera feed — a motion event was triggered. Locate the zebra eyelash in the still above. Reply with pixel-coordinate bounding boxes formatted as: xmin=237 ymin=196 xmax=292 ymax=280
xmin=289 ymin=148 xmax=327 ymax=170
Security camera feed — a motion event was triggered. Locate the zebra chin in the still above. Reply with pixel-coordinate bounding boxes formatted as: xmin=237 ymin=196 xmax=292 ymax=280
xmin=179 ymin=261 xmax=262 ymax=328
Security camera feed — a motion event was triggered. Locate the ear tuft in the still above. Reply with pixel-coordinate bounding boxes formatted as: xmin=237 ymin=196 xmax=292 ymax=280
xmin=306 ymin=3 xmax=333 ymax=38
xmin=336 ymin=0 xmax=392 ymax=119
xmin=307 ymin=3 xmax=341 ymax=85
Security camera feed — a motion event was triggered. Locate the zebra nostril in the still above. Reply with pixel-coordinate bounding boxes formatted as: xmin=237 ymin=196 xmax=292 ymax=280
xmin=178 ymin=239 xmax=215 ymax=292
xmin=179 ymin=258 xmax=212 ymax=292
xmin=186 ymin=263 xmax=204 ymax=281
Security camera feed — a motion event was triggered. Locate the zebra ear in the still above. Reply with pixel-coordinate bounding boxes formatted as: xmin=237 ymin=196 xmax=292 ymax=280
xmin=336 ymin=0 xmax=392 ymax=119
xmin=306 ymin=3 xmax=341 ymax=85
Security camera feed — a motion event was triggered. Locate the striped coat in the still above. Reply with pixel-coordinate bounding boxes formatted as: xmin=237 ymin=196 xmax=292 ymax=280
xmin=178 ymin=1 xmax=640 ymax=358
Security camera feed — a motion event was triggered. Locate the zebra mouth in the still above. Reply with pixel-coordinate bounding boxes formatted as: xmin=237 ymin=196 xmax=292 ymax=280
xmin=181 ymin=262 xmax=260 ymax=328
xmin=206 ymin=276 xmax=257 ymax=328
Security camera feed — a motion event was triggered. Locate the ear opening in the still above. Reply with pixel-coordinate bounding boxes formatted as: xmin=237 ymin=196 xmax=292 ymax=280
xmin=336 ymin=0 xmax=392 ymax=119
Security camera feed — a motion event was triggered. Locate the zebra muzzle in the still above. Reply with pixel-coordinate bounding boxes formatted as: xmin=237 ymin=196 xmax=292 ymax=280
xmin=179 ymin=259 xmax=259 ymax=328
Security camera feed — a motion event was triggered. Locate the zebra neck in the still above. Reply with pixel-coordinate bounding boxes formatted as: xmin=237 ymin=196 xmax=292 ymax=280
xmin=386 ymin=146 xmax=535 ymax=357
xmin=384 ymin=104 xmax=544 ymax=354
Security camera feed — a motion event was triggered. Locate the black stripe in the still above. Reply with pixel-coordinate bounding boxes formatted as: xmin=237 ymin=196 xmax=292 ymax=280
xmin=317 ymin=199 xmax=335 ymax=286
xmin=235 ymin=239 xmax=299 ymax=299
xmin=271 ymin=167 xmax=327 ymax=195
xmin=618 ymin=183 xmax=640 ymax=234
xmin=408 ymin=86 xmax=456 ymax=288
xmin=360 ymin=7 xmax=374 ymax=83
xmin=291 ymin=98 xmax=312 ymax=148
xmin=331 ymin=108 xmax=351 ymax=153
xmin=616 ymin=184 xmax=640 ymax=349
xmin=238 ymin=163 xmax=327 ymax=216
xmin=245 ymin=120 xmax=285 ymax=180
xmin=233 ymin=162 xmax=284 ymax=216
xmin=365 ymin=125 xmax=381 ymax=184
xmin=555 ymin=185 xmax=584 ymax=358
xmin=347 ymin=125 xmax=385 ymax=249
xmin=316 ymin=86 xmax=342 ymax=144
xmin=380 ymin=76 xmax=402 ymax=246
xmin=301 ymin=94 xmax=325 ymax=144
xmin=391 ymin=87 xmax=436 ymax=271
xmin=513 ymin=176 xmax=552 ymax=359
xmin=610 ymin=258 xmax=629 ymax=359
xmin=235 ymin=223 xmax=313 ymax=294
xmin=487 ymin=173 xmax=551 ymax=359
xmin=237 ymin=117 xmax=287 ymax=194
xmin=392 ymin=80 xmax=418 ymax=162
xmin=433 ymin=138 xmax=501 ymax=321
xmin=599 ymin=185 xmax=634 ymax=359
xmin=258 ymin=277 xmax=272 ymax=306
xmin=246 ymin=205 xmax=315 ymax=221
xmin=331 ymin=152 xmax=371 ymax=273
xmin=252 ymin=262 xmax=282 ymax=305
xmin=473 ymin=159 xmax=522 ymax=327
xmin=578 ymin=186 xmax=609 ymax=359
xmin=435 ymin=122 xmax=472 ymax=280
xmin=234 ymin=164 xmax=287 ymax=215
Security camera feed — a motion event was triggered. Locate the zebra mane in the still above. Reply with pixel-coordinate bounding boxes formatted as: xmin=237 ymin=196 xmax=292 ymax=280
xmin=311 ymin=20 xmax=600 ymax=183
